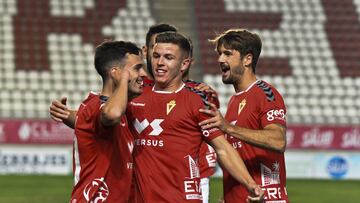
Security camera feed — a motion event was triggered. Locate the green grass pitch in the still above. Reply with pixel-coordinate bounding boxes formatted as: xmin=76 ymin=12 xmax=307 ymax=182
xmin=0 ymin=175 xmax=359 ymax=203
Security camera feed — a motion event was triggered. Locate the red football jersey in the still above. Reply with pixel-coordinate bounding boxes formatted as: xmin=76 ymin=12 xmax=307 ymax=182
xmin=199 ymin=142 xmax=217 ymax=179
xmin=126 ymin=84 xmax=223 ymax=202
xmin=70 ymin=92 xmax=134 ymax=203
xmin=184 ymin=80 xmax=218 ymax=179
xmin=223 ymin=80 xmax=289 ymax=203
xmin=143 ymin=78 xmax=219 ymax=179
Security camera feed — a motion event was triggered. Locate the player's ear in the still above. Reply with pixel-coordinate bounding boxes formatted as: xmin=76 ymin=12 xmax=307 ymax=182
xmin=109 ymin=66 xmax=119 ymax=78
xmin=243 ymin=53 xmax=253 ymax=68
xmin=180 ymin=58 xmax=191 ymax=73
xmin=190 ymin=58 xmax=195 ymax=66
xmin=142 ymin=46 xmax=147 ymax=56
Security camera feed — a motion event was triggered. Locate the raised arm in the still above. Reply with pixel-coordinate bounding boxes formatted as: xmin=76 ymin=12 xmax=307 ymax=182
xmin=199 ymin=102 xmax=286 ymax=152
xmin=100 ymin=69 xmax=130 ymax=127
xmin=49 ymin=97 xmax=77 ymax=129
xmin=210 ymin=136 xmax=264 ymax=202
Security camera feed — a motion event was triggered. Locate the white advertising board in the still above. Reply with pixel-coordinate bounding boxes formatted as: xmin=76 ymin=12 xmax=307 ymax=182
xmin=213 ymin=151 xmax=360 ymax=180
xmin=285 ymin=151 xmax=360 ymax=179
xmin=0 ymin=145 xmax=72 ymax=175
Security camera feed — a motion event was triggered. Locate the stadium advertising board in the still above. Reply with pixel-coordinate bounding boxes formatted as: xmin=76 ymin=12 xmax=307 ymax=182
xmin=0 ymin=119 xmax=73 ymax=144
xmin=0 ymin=145 xmax=72 ymax=174
xmin=285 ymin=151 xmax=360 ymax=179
xmin=2 ymin=120 xmax=359 ymax=151
xmin=286 ymin=126 xmax=360 ymax=150
xmin=214 ymin=151 xmax=360 ymax=180
xmin=0 ymin=120 xmax=359 ymax=150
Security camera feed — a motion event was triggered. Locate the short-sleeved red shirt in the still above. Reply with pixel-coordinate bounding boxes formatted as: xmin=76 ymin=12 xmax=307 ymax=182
xmin=70 ymin=92 xmax=134 ymax=203
xmin=223 ymin=80 xmax=288 ymax=203
xmin=127 ymin=84 xmax=222 ymax=202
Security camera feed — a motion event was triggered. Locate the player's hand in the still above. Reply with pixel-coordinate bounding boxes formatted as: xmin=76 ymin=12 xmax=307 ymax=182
xmin=120 ymin=68 xmax=131 ymax=82
xmin=49 ymin=97 xmax=70 ymax=122
xmin=194 ymin=82 xmax=218 ymax=99
xmin=199 ymin=102 xmax=228 ymax=131
xmin=246 ymin=184 xmax=264 ymax=203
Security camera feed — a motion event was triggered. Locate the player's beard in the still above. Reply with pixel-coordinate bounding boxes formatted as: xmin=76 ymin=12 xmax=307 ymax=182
xmin=223 ymin=65 xmax=245 ymax=84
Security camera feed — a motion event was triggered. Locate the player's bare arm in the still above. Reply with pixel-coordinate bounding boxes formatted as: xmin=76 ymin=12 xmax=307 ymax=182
xmin=49 ymin=97 xmax=76 ymax=129
xmin=100 ymin=68 xmax=130 ymax=127
xmin=199 ymin=102 xmax=286 ymax=152
xmin=209 ymin=136 xmax=264 ymax=202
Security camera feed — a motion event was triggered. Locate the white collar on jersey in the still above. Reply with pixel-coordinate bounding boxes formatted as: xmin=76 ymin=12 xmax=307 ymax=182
xmin=90 ymin=91 xmax=100 ymax=95
xmin=235 ymin=79 xmax=260 ymax=96
xmin=152 ymin=83 xmax=185 ymax=94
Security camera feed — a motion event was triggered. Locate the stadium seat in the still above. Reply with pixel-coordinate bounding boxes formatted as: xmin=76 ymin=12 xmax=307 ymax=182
xmin=0 ymin=0 xmax=155 ymax=118
xmin=1 ymin=0 xmax=360 ymax=125
xmin=198 ymin=0 xmax=360 ymax=125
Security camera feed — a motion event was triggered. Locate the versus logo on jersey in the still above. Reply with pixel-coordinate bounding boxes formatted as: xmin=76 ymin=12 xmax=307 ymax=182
xmin=266 ymin=109 xmax=285 ymax=121
xmin=238 ymin=99 xmax=246 ymax=115
xmin=133 ymin=118 xmax=164 ymax=136
xmin=83 ymin=177 xmax=109 ymax=203
xmin=167 ymin=100 xmax=176 ymax=115
xmin=133 ymin=118 xmax=165 ymax=147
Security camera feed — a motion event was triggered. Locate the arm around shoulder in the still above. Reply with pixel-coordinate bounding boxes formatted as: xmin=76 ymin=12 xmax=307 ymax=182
xmin=63 ymin=109 xmax=77 ymax=129
xmin=49 ymin=97 xmax=77 ymax=129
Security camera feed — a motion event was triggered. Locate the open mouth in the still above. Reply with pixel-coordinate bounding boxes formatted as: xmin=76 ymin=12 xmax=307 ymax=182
xmin=220 ymin=63 xmax=230 ymax=73
xmin=155 ymin=68 xmax=166 ymax=76
xmin=136 ymin=78 xmax=144 ymax=86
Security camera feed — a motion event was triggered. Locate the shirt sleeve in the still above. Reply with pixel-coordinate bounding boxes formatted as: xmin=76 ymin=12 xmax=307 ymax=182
xmin=259 ymin=90 xmax=287 ymax=128
xmin=196 ymin=103 xmax=223 ymax=143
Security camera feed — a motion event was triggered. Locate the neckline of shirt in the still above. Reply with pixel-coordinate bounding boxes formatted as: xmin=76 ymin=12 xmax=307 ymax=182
xmin=235 ymin=80 xmax=260 ymax=96
xmin=90 ymin=91 xmax=99 ymax=95
xmin=152 ymin=83 xmax=185 ymax=94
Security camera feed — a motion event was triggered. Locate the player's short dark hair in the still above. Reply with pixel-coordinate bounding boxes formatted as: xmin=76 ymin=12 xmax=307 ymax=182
xmin=155 ymin=31 xmax=192 ymax=59
xmin=145 ymin=23 xmax=178 ymax=48
xmin=210 ymin=29 xmax=262 ymax=73
xmin=94 ymin=40 xmax=141 ymax=81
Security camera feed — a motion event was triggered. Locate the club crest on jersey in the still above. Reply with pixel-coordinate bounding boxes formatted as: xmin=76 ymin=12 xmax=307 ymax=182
xmin=166 ymin=100 xmax=176 ymax=115
xmin=83 ymin=177 xmax=109 ymax=203
xmin=238 ymin=99 xmax=246 ymax=115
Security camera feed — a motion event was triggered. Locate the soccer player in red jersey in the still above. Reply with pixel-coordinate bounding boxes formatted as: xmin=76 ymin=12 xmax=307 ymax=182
xmin=143 ymin=23 xmax=220 ymax=203
xmin=143 ymin=23 xmax=178 ymax=81
xmin=127 ymin=31 xmax=263 ymax=202
xmin=199 ymin=29 xmax=289 ymax=203
xmin=50 ymin=24 xmax=220 ymax=202
xmin=50 ymin=41 xmax=146 ymax=202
